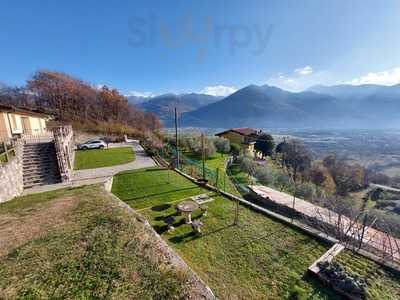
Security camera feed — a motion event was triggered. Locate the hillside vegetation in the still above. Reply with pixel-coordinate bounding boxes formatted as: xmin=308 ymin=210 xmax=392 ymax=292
xmin=0 ymin=71 xmax=161 ymax=137
xmin=137 ymin=93 xmax=221 ymax=123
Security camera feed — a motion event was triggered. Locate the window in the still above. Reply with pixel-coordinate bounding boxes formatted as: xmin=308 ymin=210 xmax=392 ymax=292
xmin=10 ymin=114 xmax=17 ymax=130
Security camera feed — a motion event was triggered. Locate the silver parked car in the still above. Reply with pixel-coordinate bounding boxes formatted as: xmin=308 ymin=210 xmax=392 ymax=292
xmin=77 ymin=139 xmax=107 ymax=150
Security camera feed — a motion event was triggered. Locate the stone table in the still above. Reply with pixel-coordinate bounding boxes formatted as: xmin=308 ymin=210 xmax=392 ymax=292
xmin=177 ymin=200 xmax=200 ymax=224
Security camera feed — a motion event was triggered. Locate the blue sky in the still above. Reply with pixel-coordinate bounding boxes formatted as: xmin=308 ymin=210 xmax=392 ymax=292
xmin=1 ymin=0 xmax=400 ymax=96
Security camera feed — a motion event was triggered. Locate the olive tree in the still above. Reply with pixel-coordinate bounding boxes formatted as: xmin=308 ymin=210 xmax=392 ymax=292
xmin=214 ymin=137 xmax=231 ymax=154
xmin=255 ymin=133 xmax=275 ymax=158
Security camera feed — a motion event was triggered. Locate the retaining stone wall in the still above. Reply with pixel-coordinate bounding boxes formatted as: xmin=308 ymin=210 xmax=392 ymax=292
xmin=0 ymin=144 xmax=23 ymax=203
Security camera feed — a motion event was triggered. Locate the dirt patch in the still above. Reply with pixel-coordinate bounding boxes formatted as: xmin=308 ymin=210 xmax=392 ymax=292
xmin=0 ymin=197 xmax=77 ymax=257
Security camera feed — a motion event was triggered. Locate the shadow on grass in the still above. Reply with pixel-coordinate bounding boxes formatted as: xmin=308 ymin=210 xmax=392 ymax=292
xmin=145 ymin=168 xmax=166 ymax=172
xmin=151 ymin=204 xmax=171 ymax=212
xmin=153 ymin=214 xmax=194 ymax=234
xmin=153 ymin=224 xmax=169 ymax=234
xmin=169 ymin=231 xmax=198 ymax=243
xmin=201 ymin=223 xmax=235 ymax=238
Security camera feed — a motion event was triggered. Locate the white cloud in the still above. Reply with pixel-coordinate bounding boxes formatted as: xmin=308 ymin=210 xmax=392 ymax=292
xmin=200 ymin=85 xmax=237 ymax=97
xmin=349 ymin=67 xmax=400 ymax=86
xmin=267 ymin=74 xmax=303 ymax=91
xmin=294 ymin=66 xmax=313 ymax=76
xmin=125 ymin=90 xmax=156 ymax=98
xmin=265 ymin=67 xmax=335 ymax=92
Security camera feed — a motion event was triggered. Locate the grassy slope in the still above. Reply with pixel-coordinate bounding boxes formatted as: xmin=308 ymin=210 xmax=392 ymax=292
xmin=0 ymin=186 xmax=190 ymax=299
xmin=335 ymin=250 xmax=400 ymax=300
xmin=112 ymin=167 xmax=208 ymax=209
xmin=186 ymin=152 xmax=241 ymax=196
xmin=112 ymin=167 xmax=337 ymax=299
xmin=142 ymin=196 xmax=334 ymax=299
xmin=0 ymin=149 xmax=16 ymax=164
xmin=74 ymin=147 xmax=135 ymax=170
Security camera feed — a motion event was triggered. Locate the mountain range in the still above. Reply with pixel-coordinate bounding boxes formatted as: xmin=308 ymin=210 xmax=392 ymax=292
xmin=134 ymin=83 xmax=400 ymax=129
xmin=133 ymin=93 xmax=222 ymax=121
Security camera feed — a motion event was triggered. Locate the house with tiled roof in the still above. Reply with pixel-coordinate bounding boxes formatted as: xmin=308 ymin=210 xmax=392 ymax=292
xmin=215 ymin=127 xmax=261 ymax=153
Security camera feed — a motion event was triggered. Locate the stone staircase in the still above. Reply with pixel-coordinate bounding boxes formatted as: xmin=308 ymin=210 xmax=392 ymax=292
xmin=22 ymin=142 xmax=61 ymax=189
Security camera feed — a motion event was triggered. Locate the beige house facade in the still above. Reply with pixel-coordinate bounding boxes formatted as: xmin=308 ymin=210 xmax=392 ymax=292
xmin=0 ymin=104 xmax=50 ymax=141
xmin=215 ymin=127 xmax=259 ymax=153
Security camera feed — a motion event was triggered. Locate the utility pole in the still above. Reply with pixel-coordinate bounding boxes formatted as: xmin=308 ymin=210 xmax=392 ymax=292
xmin=201 ymin=133 xmax=206 ymax=180
xmin=292 ymin=184 xmax=296 ymax=223
xmin=174 ymin=107 xmax=179 ymax=169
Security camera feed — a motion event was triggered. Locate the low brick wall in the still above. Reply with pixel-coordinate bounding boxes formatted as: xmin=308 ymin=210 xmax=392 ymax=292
xmin=0 ymin=144 xmax=23 ymax=203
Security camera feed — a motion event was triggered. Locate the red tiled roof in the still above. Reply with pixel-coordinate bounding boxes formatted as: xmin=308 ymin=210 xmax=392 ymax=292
xmin=216 ymin=127 xmax=257 ymax=137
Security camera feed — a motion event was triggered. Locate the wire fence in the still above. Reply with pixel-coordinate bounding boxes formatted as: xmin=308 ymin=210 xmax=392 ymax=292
xmin=158 ymin=145 xmax=245 ymax=195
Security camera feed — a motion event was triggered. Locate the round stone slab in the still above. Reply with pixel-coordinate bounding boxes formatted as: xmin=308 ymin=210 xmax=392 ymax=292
xmin=177 ymin=200 xmax=200 ymax=213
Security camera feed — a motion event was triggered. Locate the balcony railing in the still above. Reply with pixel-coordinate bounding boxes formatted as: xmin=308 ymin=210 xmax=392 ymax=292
xmin=22 ymin=130 xmax=55 ymax=144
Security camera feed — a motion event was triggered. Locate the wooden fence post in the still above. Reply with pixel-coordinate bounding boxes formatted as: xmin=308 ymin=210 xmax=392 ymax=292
xmin=3 ymin=142 xmax=9 ymax=162
xmin=215 ymin=167 xmax=219 ymax=189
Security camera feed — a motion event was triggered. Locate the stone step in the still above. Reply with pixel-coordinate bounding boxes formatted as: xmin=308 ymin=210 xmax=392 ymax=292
xmin=23 ymin=163 xmax=58 ymax=170
xmin=23 ymin=157 xmax=55 ymax=163
xmin=23 ymin=150 xmax=56 ymax=154
xmin=22 ymin=153 xmax=56 ymax=158
xmin=23 ymin=146 xmax=53 ymax=150
xmin=23 ymin=175 xmax=61 ymax=185
xmin=24 ymin=144 xmax=55 ymax=148
xmin=23 ymin=179 xmax=61 ymax=189
xmin=23 ymin=169 xmax=60 ymax=178
xmin=22 ymin=141 xmax=61 ymax=189
xmin=23 ymin=155 xmax=56 ymax=161
xmin=23 ymin=163 xmax=56 ymax=170
xmin=24 ymin=141 xmax=54 ymax=147
xmin=23 ymin=144 xmax=54 ymax=148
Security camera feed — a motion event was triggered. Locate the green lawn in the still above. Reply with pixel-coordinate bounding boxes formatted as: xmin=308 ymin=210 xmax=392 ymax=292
xmin=74 ymin=147 xmax=135 ymax=170
xmin=113 ymin=166 xmax=400 ymax=299
xmin=0 ymin=149 xmax=15 ymax=164
xmin=335 ymin=250 xmax=400 ymax=299
xmin=0 ymin=185 xmax=189 ymax=299
xmin=112 ymin=167 xmax=208 ymax=209
xmin=185 ymin=152 xmax=241 ymax=196
xmin=112 ymin=167 xmax=338 ymax=299
xmin=142 ymin=196 xmax=336 ymax=299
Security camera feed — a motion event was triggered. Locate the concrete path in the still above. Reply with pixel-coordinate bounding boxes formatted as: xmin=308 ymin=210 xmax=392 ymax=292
xmin=22 ymin=141 xmax=156 ymax=195
xmin=249 ymin=185 xmax=400 ymax=261
xmin=370 ymin=183 xmax=400 ymax=193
